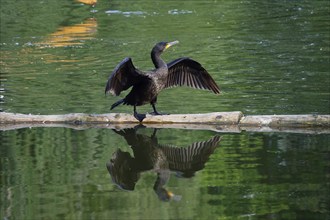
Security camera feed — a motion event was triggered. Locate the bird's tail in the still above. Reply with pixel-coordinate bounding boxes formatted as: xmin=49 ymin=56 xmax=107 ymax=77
xmin=111 ymin=99 xmax=125 ymax=110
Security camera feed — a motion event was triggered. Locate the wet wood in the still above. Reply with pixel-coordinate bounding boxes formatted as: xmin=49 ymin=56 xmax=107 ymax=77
xmin=142 ymin=111 xmax=243 ymax=124
xmin=1 ymin=121 xmax=329 ymax=134
xmin=239 ymin=114 xmax=329 ymax=127
xmin=0 ymin=112 xmax=329 ymax=134
xmin=0 ymin=122 xmax=240 ymax=133
xmin=0 ymin=112 xmax=243 ymax=125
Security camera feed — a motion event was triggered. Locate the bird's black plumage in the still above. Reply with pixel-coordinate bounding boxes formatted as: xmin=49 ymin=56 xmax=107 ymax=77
xmin=105 ymin=41 xmax=220 ymax=122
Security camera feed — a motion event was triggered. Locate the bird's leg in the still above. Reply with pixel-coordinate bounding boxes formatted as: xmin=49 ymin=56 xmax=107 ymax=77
xmin=151 ymin=103 xmax=161 ymax=115
xmin=150 ymin=103 xmax=168 ymax=115
xmin=133 ymin=105 xmax=146 ymax=122
xmin=151 ymin=128 xmax=158 ymax=139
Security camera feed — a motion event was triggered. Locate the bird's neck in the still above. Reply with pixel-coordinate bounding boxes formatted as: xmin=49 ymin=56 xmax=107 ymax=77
xmin=151 ymin=51 xmax=167 ymax=69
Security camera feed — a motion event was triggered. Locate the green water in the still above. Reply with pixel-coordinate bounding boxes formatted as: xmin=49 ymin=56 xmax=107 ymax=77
xmin=1 ymin=0 xmax=329 ymax=219
xmin=1 ymin=127 xmax=329 ymax=219
xmin=1 ymin=0 xmax=329 ymax=115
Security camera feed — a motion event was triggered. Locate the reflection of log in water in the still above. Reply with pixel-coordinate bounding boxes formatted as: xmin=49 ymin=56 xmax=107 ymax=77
xmin=106 ymin=126 xmax=221 ymax=201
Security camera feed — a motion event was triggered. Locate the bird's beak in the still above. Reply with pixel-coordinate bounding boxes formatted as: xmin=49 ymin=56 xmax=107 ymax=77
xmin=165 ymin=40 xmax=179 ymax=50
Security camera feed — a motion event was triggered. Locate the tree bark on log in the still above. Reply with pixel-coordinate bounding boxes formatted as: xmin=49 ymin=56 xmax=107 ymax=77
xmin=0 ymin=111 xmax=329 ymax=126
xmin=239 ymin=114 xmax=330 ymax=127
xmin=0 ymin=112 xmax=329 ymax=134
xmin=0 ymin=112 xmax=243 ymax=125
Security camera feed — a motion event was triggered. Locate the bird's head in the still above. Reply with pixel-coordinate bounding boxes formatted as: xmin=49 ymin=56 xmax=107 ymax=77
xmin=152 ymin=40 xmax=179 ymax=53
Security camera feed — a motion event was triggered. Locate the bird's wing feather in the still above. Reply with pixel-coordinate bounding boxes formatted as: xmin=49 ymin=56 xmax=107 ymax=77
xmin=105 ymin=57 xmax=150 ymax=96
xmin=165 ymin=57 xmax=220 ymax=94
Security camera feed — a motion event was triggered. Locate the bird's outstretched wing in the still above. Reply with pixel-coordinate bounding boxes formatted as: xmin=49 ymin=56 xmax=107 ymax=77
xmin=165 ymin=57 xmax=220 ymax=94
xmin=105 ymin=57 xmax=150 ymax=96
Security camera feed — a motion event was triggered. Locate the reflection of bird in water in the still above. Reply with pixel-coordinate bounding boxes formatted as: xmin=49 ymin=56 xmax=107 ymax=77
xmin=105 ymin=41 xmax=220 ymax=122
xmin=106 ymin=127 xmax=221 ymax=201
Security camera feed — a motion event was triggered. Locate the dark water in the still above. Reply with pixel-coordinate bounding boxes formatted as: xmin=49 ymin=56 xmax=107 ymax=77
xmin=0 ymin=0 xmax=330 ymax=219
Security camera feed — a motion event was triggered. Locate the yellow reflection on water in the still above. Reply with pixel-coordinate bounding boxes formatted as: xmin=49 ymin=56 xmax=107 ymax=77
xmin=76 ymin=0 xmax=97 ymax=6
xmin=37 ymin=18 xmax=97 ymax=48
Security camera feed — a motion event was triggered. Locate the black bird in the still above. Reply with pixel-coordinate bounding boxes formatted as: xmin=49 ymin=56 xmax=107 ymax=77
xmin=105 ymin=41 xmax=220 ymax=122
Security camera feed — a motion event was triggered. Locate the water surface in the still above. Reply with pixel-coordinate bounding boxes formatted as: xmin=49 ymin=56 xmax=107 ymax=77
xmin=0 ymin=0 xmax=329 ymax=219
xmin=1 ymin=0 xmax=329 ymax=115
xmin=1 ymin=127 xmax=329 ymax=219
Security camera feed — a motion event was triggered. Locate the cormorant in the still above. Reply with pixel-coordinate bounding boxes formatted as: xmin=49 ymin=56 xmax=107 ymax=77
xmin=105 ymin=41 xmax=220 ymax=122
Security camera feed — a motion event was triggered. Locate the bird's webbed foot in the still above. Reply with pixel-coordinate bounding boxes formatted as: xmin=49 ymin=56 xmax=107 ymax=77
xmin=150 ymin=104 xmax=168 ymax=116
xmin=134 ymin=111 xmax=146 ymax=122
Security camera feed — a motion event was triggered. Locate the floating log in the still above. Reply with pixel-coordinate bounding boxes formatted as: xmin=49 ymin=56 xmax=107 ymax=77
xmin=240 ymin=114 xmax=329 ymax=128
xmin=0 ymin=112 xmax=329 ymax=134
xmin=0 ymin=112 xmax=243 ymax=125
